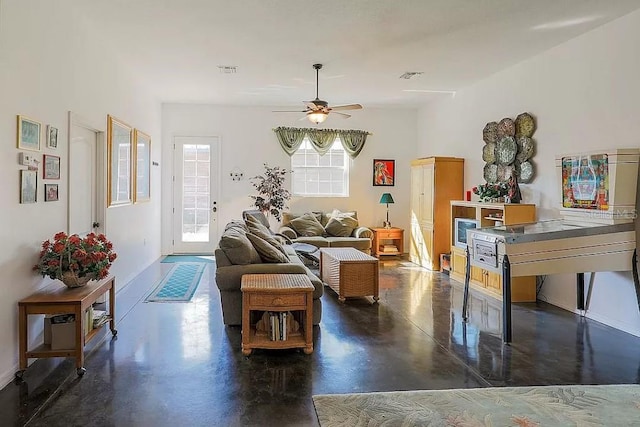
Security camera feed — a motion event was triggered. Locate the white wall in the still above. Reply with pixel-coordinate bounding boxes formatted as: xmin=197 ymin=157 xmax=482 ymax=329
xmin=417 ymin=9 xmax=640 ymax=336
xmin=161 ymin=104 xmax=417 ymax=254
xmin=0 ymin=0 xmax=162 ymax=387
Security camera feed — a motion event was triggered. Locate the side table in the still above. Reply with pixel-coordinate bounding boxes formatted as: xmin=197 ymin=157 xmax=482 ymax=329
xmin=17 ymin=276 xmax=116 ymax=378
xmin=371 ymin=227 xmax=404 ymax=257
xmin=241 ymin=274 xmax=314 ymax=355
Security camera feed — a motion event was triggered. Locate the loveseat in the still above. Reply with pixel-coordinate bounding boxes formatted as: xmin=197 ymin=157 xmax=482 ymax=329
xmin=278 ymin=210 xmax=372 ymax=254
xmin=214 ymin=211 xmax=323 ymax=326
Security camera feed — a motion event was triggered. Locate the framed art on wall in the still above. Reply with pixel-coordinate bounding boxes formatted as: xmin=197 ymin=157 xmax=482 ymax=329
xmin=20 ymin=170 xmax=37 ymax=203
xmin=46 ymin=125 xmax=58 ymax=149
xmin=373 ymin=159 xmax=395 ymax=186
xmin=133 ymin=129 xmax=151 ymax=202
xmin=107 ymin=115 xmax=133 ymax=206
xmin=43 ymin=154 xmax=60 ymax=179
xmin=44 ymin=184 xmax=59 ymax=201
xmin=17 ymin=115 xmax=41 ymax=151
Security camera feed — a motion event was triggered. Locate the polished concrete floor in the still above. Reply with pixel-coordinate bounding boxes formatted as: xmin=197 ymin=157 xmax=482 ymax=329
xmin=2 ymin=257 xmax=640 ymax=426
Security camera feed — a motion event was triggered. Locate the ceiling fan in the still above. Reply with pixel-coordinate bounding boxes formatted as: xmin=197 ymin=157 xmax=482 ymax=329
xmin=273 ymin=64 xmax=362 ymax=124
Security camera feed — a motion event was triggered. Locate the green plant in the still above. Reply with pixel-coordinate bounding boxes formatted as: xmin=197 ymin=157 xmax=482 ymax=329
xmin=249 ymin=163 xmax=291 ymax=221
xmin=34 ymin=232 xmax=117 ymax=281
xmin=472 ymin=182 xmax=509 ymax=202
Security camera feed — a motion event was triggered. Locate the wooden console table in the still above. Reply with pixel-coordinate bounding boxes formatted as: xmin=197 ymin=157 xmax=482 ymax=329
xmin=17 ymin=276 xmax=116 ymax=378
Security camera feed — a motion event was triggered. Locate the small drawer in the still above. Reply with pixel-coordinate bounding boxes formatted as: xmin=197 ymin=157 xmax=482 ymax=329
xmin=377 ymin=231 xmax=398 ymax=239
xmin=249 ymin=292 xmax=306 ymax=307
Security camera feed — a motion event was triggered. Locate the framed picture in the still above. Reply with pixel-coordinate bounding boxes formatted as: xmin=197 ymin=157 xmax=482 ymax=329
xmin=43 ymin=154 xmax=61 ymax=179
xmin=107 ymin=115 xmax=133 ymax=206
xmin=44 ymin=184 xmax=59 ymax=201
xmin=133 ymin=129 xmax=151 ymax=202
xmin=46 ymin=125 xmax=58 ymax=149
xmin=373 ymin=159 xmax=395 ymax=186
xmin=17 ymin=115 xmax=41 ymax=151
xmin=20 ymin=170 xmax=37 ymax=203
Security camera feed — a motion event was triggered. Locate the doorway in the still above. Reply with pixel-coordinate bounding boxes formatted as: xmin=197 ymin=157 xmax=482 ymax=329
xmin=68 ymin=112 xmax=104 ymax=236
xmin=172 ymin=136 xmax=220 ymax=254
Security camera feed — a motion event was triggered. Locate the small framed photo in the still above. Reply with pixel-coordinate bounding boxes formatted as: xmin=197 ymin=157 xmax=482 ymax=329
xmin=20 ymin=170 xmax=37 ymax=203
xmin=17 ymin=115 xmax=41 ymax=151
xmin=44 ymin=184 xmax=59 ymax=201
xmin=46 ymin=125 xmax=58 ymax=149
xmin=373 ymin=159 xmax=395 ymax=186
xmin=43 ymin=154 xmax=60 ymax=179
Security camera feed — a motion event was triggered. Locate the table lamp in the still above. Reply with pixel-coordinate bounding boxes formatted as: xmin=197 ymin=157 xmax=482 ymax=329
xmin=380 ymin=193 xmax=394 ymax=228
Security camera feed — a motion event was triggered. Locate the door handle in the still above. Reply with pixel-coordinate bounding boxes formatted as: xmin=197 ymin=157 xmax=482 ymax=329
xmin=212 ymin=207 xmax=217 ymax=213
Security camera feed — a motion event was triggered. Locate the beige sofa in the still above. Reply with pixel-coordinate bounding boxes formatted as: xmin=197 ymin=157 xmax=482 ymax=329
xmin=278 ymin=210 xmax=372 ymax=254
xmin=214 ymin=212 xmax=323 ymax=326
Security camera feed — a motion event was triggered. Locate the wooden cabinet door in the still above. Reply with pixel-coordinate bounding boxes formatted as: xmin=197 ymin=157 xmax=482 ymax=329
xmin=421 ymin=225 xmax=435 ymax=269
xmin=410 ymin=165 xmax=423 ymax=222
xmin=451 ymin=250 xmax=467 ymax=277
xmin=486 ymin=271 xmax=502 ymax=294
xmin=421 ymin=164 xmax=434 ymax=225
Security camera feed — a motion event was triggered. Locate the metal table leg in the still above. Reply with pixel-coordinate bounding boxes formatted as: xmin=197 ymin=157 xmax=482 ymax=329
xmin=502 ymin=255 xmax=512 ymax=344
xmin=462 ymin=246 xmax=471 ymax=322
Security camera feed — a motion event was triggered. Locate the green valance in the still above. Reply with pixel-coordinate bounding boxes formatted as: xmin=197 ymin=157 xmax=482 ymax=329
xmin=273 ymin=127 xmax=371 ymax=159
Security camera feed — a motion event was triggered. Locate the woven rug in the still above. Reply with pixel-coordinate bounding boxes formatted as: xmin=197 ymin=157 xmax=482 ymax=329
xmin=161 ymin=255 xmax=215 ymax=263
xmin=313 ymin=385 xmax=640 ymax=426
xmin=145 ymin=262 xmax=206 ymax=302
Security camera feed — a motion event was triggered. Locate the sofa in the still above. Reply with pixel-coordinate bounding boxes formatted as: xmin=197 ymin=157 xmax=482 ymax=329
xmin=278 ymin=210 xmax=372 ymax=254
xmin=214 ymin=211 xmax=323 ymax=326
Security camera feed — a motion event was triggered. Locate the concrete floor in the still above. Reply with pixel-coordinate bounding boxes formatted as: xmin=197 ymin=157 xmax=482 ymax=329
xmin=2 ymin=257 xmax=640 ymax=426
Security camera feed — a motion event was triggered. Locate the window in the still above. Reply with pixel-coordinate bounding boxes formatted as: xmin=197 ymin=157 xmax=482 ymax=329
xmin=291 ymin=137 xmax=349 ymax=197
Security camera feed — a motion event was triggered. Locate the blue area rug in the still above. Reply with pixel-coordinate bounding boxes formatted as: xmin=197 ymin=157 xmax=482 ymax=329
xmin=161 ymin=255 xmax=215 ymax=263
xmin=145 ymin=262 xmax=206 ymax=302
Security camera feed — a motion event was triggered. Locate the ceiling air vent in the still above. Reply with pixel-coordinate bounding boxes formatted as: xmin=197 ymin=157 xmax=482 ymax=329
xmin=399 ymin=71 xmax=423 ymax=80
xmin=218 ymin=65 xmax=237 ymax=74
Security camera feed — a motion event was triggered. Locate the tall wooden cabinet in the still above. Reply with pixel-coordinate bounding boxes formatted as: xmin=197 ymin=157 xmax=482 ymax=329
xmin=449 ymin=201 xmax=537 ymax=302
xmin=409 ymin=157 xmax=464 ymax=270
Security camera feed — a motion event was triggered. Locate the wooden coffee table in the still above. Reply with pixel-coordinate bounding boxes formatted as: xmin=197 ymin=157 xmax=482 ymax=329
xmin=240 ymin=274 xmax=314 ymax=355
xmin=319 ymin=248 xmax=379 ymax=303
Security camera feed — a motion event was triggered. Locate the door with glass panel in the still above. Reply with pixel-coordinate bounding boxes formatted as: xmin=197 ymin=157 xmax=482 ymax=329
xmin=172 ymin=136 xmax=219 ymax=254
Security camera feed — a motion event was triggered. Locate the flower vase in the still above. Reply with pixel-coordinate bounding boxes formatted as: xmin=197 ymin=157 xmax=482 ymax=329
xmin=60 ymin=271 xmax=92 ymax=288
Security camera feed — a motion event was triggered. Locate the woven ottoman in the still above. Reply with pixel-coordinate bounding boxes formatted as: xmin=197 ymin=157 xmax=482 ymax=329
xmin=319 ymin=248 xmax=379 ymax=303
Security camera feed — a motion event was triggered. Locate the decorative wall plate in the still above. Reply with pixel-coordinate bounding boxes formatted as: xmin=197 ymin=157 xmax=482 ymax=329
xmin=497 ymin=118 xmax=516 ymax=138
xmin=515 ymin=112 xmax=535 ymax=137
xmin=516 ymin=136 xmax=534 ymax=161
xmin=497 ymin=164 xmax=514 ymax=182
xmin=483 ymin=122 xmax=498 ymax=143
xmin=518 ymin=160 xmax=534 ymax=183
xmin=496 ymin=136 xmax=517 ymax=165
xmin=482 ymin=142 xmax=496 ymax=163
xmin=483 ymin=163 xmax=498 ymax=183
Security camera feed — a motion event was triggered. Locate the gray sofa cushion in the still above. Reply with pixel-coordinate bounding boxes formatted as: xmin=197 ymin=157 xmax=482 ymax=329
xmin=325 ymin=212 xmax=359 ymax=237
xmin=289 ymin=213 xmax=325 ymax=237
xmin=219 ymin=228 xmax=262 ymax=265
xmin=246 ymin=233 xmax=290 ymax=263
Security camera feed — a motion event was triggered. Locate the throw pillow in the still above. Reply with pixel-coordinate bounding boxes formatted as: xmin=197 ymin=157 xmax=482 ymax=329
xmin=219 ymin=228 xmax=262 ymax=265
xmin=245 ymin=216 xmax=273 ymax=236
xmin=324 ymin=211 xmax=359 ymax=237
xmin=289 ymin=213 xmax=325 ymax=237
xmin=246 ymin=233 xmax=290 ymax=263
xmin=247 ymin=225 xmax=288 ymax=257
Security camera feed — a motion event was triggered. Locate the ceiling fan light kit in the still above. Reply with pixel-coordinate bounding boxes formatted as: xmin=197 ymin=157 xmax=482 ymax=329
xmin=273 ymin=63 xmax=362 ymax=124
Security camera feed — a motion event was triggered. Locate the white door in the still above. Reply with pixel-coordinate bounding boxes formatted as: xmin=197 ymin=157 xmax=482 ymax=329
xmin=172 ymin=136 xmax=220 ymax=254
xmin=69 ymin=114 xmax=104 ymax=236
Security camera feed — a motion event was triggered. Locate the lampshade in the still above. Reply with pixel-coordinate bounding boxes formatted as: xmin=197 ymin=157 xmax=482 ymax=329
xmin=379 ymin=193 xmax=394 ymax=204
xmin=307 ymin=111 xmax=328 ymax=124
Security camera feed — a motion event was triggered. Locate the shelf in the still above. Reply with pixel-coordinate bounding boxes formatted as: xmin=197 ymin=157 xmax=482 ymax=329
xmin=248 ymin=327 xmax=305 ymax=349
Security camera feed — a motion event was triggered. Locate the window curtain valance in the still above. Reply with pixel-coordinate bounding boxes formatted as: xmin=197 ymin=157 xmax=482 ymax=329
xmin=273 ymin=127 xmax=370 ymax=159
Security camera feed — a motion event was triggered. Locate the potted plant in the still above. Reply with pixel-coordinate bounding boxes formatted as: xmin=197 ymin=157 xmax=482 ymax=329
xmin=249 ymin=163 xmax=291 ymax=222
xmin=34 ymin=232 xmax=117 ymax=288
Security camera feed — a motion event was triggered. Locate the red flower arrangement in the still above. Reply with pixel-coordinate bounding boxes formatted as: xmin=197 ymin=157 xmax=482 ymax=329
xmin=34 ymin=232 xmax=117 ymax=284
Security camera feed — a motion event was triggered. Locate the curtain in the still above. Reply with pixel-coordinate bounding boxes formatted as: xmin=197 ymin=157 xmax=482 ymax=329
xmin=273 ymin=127 xmax=370 ymax=158
xmin=307 ymin=129 xmax=338 ymax=156
xmin=273 ymin=127 xmax=306 ymax=156
xmin=339 ymin=130 xmax=369 ymax=159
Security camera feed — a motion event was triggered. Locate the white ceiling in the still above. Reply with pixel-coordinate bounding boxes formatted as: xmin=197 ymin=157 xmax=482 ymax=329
xmin=75 ymin=0 xmax=640 ymax=109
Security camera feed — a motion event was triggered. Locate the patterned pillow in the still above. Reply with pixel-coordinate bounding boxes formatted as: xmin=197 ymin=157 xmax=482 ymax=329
xmin=289 ymin=213 xmax=326 ymax=237
xmin=324 ymin=211 xmax=359 ymax=237
xmin=246 ymin=233 xmax=290 ymax=263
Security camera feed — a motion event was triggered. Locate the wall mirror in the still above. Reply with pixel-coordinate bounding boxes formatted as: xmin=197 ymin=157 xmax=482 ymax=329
xmin=133 ymin=129 xmax=151 ymax=202
xmin=107 ymin=115 xmax=132 ymax=206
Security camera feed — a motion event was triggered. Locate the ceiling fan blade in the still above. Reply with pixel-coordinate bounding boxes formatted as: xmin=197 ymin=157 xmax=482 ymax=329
xmin=272 ymin=110 xmax=307 ymax=113
xmin=333 ymin=112 xmax=352 ymax=118
xmin=330 ymin=104 xmax=362 ymax=111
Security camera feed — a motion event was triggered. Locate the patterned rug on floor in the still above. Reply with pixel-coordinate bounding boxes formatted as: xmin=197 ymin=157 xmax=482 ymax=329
xmin=145 ymin=262 xmax=206 ymax=302
xmin=160 ymin=255 xmax=215 ymax=263
xmin=312 ymin=385 xmax=640 ymax=426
